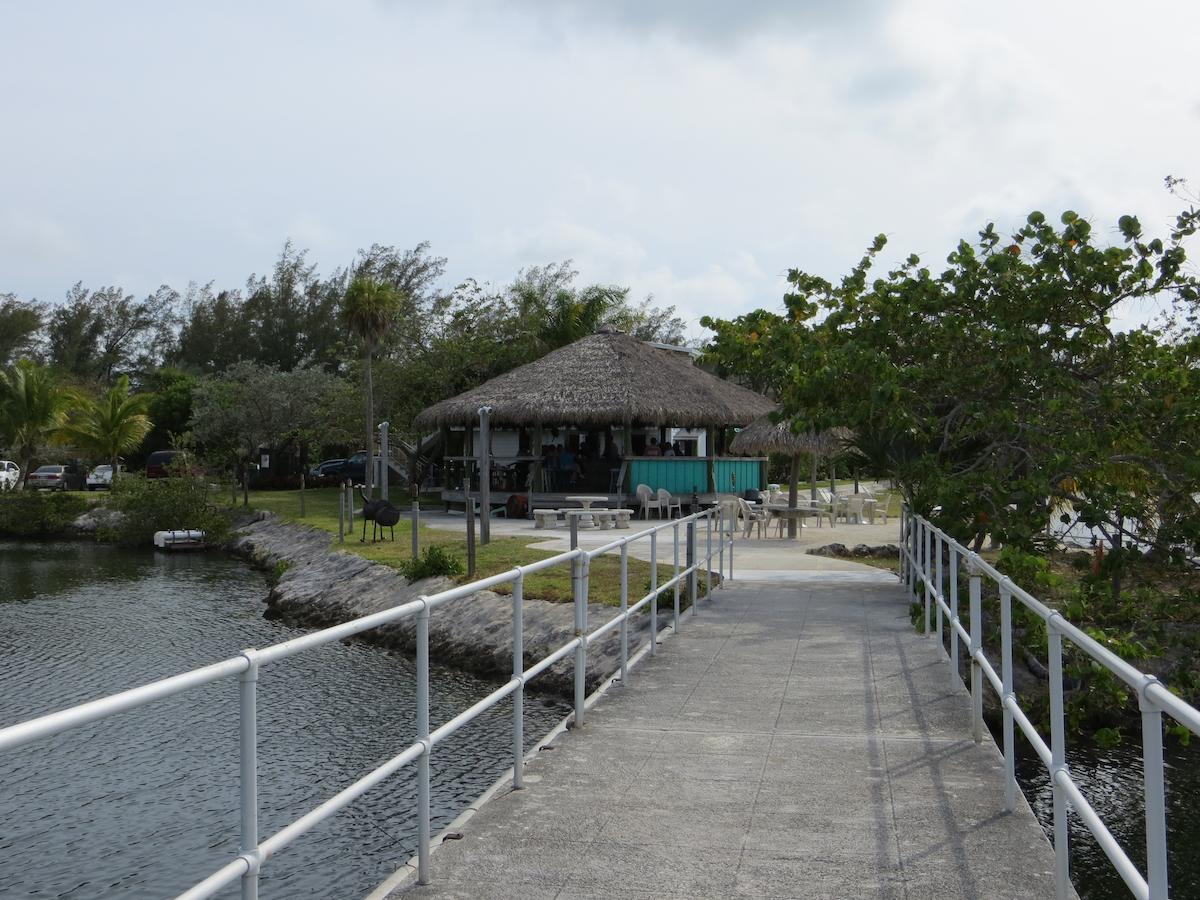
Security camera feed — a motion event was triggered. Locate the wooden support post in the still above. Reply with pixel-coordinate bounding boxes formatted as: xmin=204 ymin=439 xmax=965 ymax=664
xmin=528 ymin=423 xmax=542 ymax=518
xmin=464 ymin=477 xmax=476 ymax=579
xmin=478 ymin=406 xmax=491 ymax=545
xmin=788 ymin=455 xmax=800 ymax=539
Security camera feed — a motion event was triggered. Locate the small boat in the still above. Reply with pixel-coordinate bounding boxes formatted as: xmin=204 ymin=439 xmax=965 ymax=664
xmin=153 ymin=530 xmax=207 ymax=552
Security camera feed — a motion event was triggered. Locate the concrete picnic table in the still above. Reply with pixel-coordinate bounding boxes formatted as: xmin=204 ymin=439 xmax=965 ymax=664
xmin=564 ymin=495 xmax=610 ymax=529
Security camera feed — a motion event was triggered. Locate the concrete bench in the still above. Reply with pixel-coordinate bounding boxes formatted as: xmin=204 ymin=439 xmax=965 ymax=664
xmin=590 ymin=509 xmax=619 ymax=530
xmin=533 ymin=508 xmax=560 ymax=529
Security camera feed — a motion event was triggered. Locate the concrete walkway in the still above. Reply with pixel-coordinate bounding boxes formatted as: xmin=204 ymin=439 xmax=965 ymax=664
xmin=389 ymin=577 xmax=1066 ymax=899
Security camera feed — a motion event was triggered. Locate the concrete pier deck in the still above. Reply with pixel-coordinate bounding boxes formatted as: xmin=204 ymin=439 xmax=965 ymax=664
xmin=389 ymin=577 xmax=1067 ymax=899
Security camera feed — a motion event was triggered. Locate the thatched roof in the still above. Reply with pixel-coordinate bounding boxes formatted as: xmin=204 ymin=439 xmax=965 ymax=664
xmin=413 ymin=328 xmax=776 ymax=429
xmin=730 ymin=415 xmax=851 ymax=457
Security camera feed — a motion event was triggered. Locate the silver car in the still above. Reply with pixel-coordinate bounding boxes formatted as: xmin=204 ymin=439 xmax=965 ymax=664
xmin=25 ymin=464 xmax=85 ymax=491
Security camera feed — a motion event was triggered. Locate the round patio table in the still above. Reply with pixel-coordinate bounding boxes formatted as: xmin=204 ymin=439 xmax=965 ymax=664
xmin=565 ymin=495 xmax=610 ymax=529
xmin=767 ymin=506 xmax=808 ymax=540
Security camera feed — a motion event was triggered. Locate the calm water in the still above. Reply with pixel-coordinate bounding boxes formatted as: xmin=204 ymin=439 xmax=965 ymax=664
xmin=1015 ymin=734 xmax=1200 ymax=898
xmin=0 ymin=541 xmax=568 ymax=899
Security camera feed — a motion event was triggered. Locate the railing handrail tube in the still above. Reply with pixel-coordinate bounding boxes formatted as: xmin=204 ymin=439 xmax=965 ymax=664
xmin=0 ymin=656 xmax=249 ymax=752
xmin=901 ymin=506 xmax=1200 ymax=900
xmin=906 ymin=518 xmax=1175 ymax=696
xmin=0 ymin=505 xmax=731 ymax=899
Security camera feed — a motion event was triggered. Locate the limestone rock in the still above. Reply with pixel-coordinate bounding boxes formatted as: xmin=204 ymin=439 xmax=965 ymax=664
xmin=227 ymin=514 xmax=651 ymax=697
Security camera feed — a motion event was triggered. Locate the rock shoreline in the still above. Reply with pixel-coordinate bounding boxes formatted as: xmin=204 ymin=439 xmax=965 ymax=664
xmin=226 ymin=513 xmax=655 ymax=697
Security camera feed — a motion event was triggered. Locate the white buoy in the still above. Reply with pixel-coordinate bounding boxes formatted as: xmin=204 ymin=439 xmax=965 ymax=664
xmin=152 ymin=530 xmax=207 ymax=551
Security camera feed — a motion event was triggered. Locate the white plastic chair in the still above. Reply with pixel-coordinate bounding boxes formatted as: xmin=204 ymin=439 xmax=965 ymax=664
xmin=657 ymin=488 xmax=682 ymax=519
xmin=736 ymin=497 xmax=769 ymax=538
xmin=845 ymin=496 xmax=866 ymax=525
xmin=636 ymin=483 xmax=661 ymax=519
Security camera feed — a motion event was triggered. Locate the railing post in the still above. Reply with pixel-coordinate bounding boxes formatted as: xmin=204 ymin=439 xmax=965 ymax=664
xmin=728 ymin=510 xmax=735 ymax=581
xmin=512 ymin=574 xmax=525 ymax=790
xmin=572 ymin=553 xmax=588 ymax=727
xmin=238 ymin=650 xmax=260 ymax=900
xmin=909 ymin=512 xmax=918 ymax=599
xmin=968 ymin=554 xmax=983 ymax=744
xmin=338 ymin=482 xmax=345 ymax=543
xmin=1139 ymin=679 xmax=1169 ymax=900
xmin=999 ymin=581 xmax=1017 ymax=812
xmin=949 ymin=547 xmax=959 ymax=687
xmin=416 ymin=600 xmax=431 ymax=884
xmin=934 ymin=530 xmax=944 ymax=647
xmin=923 ymin=520 xmax=932 ymax=636
xmin=717 ymin=506 xmax=725 ymax=587
xmin=1048 ymin=616 xmax=1070 ymax=900
xmin=650 ymin=530 xmax=658 ymax=655
xmin=619 ymin=544 xmax=629 ymax=682
xmin=899 ymin=506 xmax=907 ymax=583
xmin=687 ymin=518 xmax=697 ymax=617
xmin=346 ymin=479 xmax=354 ymax=535
xmin=705 ymin=510 xmax=713 ymax=600
xmin=411 ymin=497 xmax=420 ymax=561
xmin=672 ymin=520 xmax=681 ymax=632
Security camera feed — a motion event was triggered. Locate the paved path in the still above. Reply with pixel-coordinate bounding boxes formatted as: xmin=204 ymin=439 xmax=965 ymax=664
xmin=390 ymin=578 xmax=1066 ymax=899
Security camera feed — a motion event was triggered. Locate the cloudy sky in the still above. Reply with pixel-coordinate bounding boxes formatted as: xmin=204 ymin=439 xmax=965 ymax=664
xmin=3 ymin=1 xmax=1198 ymax=335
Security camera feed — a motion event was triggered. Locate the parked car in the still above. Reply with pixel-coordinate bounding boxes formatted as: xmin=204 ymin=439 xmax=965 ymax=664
xmin=87 ymin=464 xmax=121 ymax=490
xmin=145 ymin=450 xmax=200 ymax=478
xmin=0 ymin=460 xmax=19 ymax=491
xmin=332 ymin=451 xmax=368 ymax=484
xmin=26 ymin=464 xmax=86 ymax=491
xmin=309 ymin=458 xmax=346 ymax=480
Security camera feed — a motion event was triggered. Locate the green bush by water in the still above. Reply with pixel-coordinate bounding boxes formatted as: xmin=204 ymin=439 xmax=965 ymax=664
xmin=102 ymin=475 xmax=231 ymax=546
xmin=0 ymin=492 xmax=91 ymax=537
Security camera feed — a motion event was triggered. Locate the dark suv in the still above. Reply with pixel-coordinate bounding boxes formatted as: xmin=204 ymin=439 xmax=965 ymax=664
xmin=332 ymin=451 xmax=368 ymax=484
xmin=145 ymin=450 xmax=199 ymax=478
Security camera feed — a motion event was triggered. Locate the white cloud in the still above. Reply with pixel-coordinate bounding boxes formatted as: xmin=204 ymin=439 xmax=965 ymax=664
xmin=2 ymin=0 xmax=1198 ymax=334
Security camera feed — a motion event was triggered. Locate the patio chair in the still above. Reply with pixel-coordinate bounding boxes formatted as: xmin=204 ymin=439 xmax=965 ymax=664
xmin=736 ymin=497 xmax=769 ymax=539
xmin=845 ymin=496 xmax=866 ymax=525
xmin=657 ymin=488 xmax=683 ymax=519
xmin=636 ymin=483 xmax=662 ymax=519
xmin=717 ymin=498 xmax=740 ymax=536
xmin=800 ymin=496 xmax=836 ymax=528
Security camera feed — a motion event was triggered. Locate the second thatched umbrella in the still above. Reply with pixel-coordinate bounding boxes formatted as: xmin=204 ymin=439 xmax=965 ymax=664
xmin=730 ymin=416 xmax=849 ymax=537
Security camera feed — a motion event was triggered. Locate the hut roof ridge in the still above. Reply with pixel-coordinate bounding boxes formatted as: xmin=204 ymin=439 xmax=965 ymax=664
xmin=413 ymin=330 xmax=775 ymax=429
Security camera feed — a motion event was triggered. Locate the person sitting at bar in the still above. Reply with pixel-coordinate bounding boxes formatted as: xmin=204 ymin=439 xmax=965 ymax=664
xmin=662 ymin=441 xmax=675 ymax=457
xmin=558 ymin=444 xmax=577 ymax=489
xmin=644 ymin=437 xmax=662 ymax=457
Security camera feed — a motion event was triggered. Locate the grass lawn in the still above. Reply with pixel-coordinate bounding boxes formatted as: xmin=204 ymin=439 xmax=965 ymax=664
xmin=244 ymin=487 xmax=682 ymax=607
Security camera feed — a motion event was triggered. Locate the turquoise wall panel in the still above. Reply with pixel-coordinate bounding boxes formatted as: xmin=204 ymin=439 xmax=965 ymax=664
xmin=713 ymin=459 xmax=763 ymax=492
xmin=630 ymin=459 xmax=707 ymax=495
xmin=629 ymin=459 xmax=763 ymax=494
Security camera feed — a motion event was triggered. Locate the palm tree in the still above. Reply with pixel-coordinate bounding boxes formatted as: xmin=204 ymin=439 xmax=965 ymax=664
xmin=342 ymin=276 xmax=402 ymax=497
xmin=536 ymin=285 xmax=625 ymax=349
xmin=57 ymin=375 xmax=153 ymax=477
xmin=0 ymin=360 xmax=73 ymax=489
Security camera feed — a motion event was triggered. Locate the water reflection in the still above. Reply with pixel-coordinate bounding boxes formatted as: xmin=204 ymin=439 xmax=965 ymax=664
xmin=0 ymin=542 xmax=568 ymax=899
xmin=1016 ymin=737 xmax=1200 ymax=899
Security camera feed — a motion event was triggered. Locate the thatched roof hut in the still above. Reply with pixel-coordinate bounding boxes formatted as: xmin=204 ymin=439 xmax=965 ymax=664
xmin=413 ymin=327 xmax=776 ymax=430
xmin=731 ymin=414 xmax=851 ymax=534
xmin=729 ymin=417 xmax=850 ymax=458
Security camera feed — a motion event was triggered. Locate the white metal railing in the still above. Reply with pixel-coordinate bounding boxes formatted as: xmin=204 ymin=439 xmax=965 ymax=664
xmin=899 ymin=507 xmax=1200 ymax=900
xmin=0 ymin=506 xmax=736 ymax=899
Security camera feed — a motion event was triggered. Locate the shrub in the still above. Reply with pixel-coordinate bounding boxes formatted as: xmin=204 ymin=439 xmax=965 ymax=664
xmin=399 ymin=544 xmax=464 ymax=581
xmin=102 ymin=475 xmax=231 ymax=546
xmin=0 ymin=491 xmax=91 ymax=537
